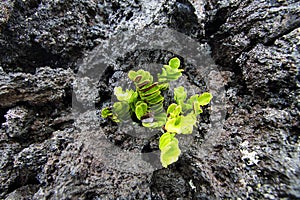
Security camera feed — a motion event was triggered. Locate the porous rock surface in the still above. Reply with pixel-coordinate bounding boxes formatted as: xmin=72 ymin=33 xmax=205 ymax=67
xmin=0 ymin=0 xmax=299 ymax=199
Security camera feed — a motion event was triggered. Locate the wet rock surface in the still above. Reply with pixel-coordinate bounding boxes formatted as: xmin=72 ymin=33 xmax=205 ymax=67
xmin=0 ymin=67 xmax=74 ymax=108
xmin=0 ymin=0 xmax=299 ymax=199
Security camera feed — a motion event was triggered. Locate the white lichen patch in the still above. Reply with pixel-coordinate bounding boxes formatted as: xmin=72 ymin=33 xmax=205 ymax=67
xmin=241 ymin=149 xmax=260 ymax=166
xmin=240 ymin=141 xmax=260 ymax=166
xmin=189 ymin=180 xmax=196 ymax=191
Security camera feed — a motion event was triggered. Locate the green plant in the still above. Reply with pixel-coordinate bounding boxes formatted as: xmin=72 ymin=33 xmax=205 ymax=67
xmin=102 ymin=57 xmax=212 ymax=167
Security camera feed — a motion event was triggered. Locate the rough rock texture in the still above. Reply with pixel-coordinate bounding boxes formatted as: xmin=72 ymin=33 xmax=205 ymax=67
xmin=207 ymin=0 xmax=300 ymax=68
xmin=199 ymin=0 xmax=300 ymax=199
xmin=0 ymin=0 xmax=299 ymax=199
xmin=0 ymin=67 xmax=74 ymax=108
xmin=0 ymin=0 xmax=168 ymax=73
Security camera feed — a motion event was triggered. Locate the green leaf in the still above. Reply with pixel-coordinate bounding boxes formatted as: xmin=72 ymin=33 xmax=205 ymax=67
xmin=165 ymin=117 xmax=181 ymax=133
xmin=142 ymin=122 xmax=157 ymax=128
xmin=142 ymin=104 xmax=166 ymax=128
xmin=142 ymin=112 xmax=166 ymax=128
xmin=167 ymin=103 xmax=177 ymax=115
xmin=174 ymin=86 xmax=187 ymax=105
xmin=128 ymin=71 xmax=137 ymax=80
xmin=101 ymin=107 xmax=119 ymax=122
xmin=137 ymin=81 xmax=151 ymax=89
xmin=147 ymin=95 xmax=164 ymax=105
xmin=154 ymin=112 xmax=167 ymax=126
xmin=159 ymin=132 xmax=174 ymax=149
xmin=159 ymin=132 xmax=181 ymax=168
xmin=128 ymin=69 xmax=153 ymax=87
xmin=180 ymin=113 xmax=197 ymax=134
xmin=187 ymin=94 xmax=198 ymax=105
xmin=101 ymin=107 xmax=113 ymax=118
xmin=157 ymin=68 xmax=167 ymax=82
xmin=168 ymin=57 xmax=180 ymax=69
xmin=114 ymin=87 xmax=134 ymax=102
xmin=141 ymin=90 xmax=160 ymax=101
xmin=165 ymin=113 xmax=197 ymax=134
xmin=138 ymin=82 xmax=164 ymax=106
xmin=174 ymin=105 xmax=182 ymax=116
xmin=113 ymin=101 xmax=131 ymax=121
xmin=193 ymin=101 xmax=203 ymax=115
xmin=140 ymin=83 xmax=159 ymax=96
xmin=135 ymin=102 xmax=148 ymax=120
xmin=150 ymin=103 xmax=164 ymax=113
xmin=165 ymin=104 xmax=183 ymax=132
xmin=158 ymin=83 xmax=169 ymax=90
xmin=198 ymin=92 xmax=213 ymax=106
xmin=185 ymin=94 xmax=199 ymax=113
xmin=128 ymin=91 xmax=139 ymax=111
xmin=158 ymin=57 xmax=183 ymax=83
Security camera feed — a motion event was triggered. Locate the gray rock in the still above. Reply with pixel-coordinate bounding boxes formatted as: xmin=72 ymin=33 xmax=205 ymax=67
xmin=0 ymin=0 xmax=169 ymax=72
xmin=2 ymin=106 xmax=30 ymax=138
xmin=0 ymin=0 xmax=14 ymax=30
xmin=207 ymin=0 xmax=300 ymax=67
xmin=0 ymin=67 xmax=74 ymax=108
xmin=0 ymin=129 xmax=73 ymax=199
xmin=5 ymin=184 xmax=39 ymax=200
xmin=238 ymin=28 xmax=299 ymax=108
xmin=0 ymin=142 xmax=21 ymax=197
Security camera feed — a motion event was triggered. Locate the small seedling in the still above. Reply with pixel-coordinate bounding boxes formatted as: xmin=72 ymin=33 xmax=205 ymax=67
xmin=102 ymin=57 xmax=212 ymax=167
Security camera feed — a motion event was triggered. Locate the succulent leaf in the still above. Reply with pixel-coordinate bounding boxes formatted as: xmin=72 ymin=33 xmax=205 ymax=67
xmin=159 ymin=132 xmax=181 ymax=168
xmin=165 ymin=117 xmax=182 ymax=133
xmin=128 ymin=69 xmax=153 ymax=86
xmin=158 ymin=83 xmax=169 ymax=90
xmin=174 ymin=105 xmax=182 ymax=116
xmin=193 ymin=101 xmax=203 ymax=115
xmin=167 ymin=103 xmax=177 ymax=115
xmin=135 ymin=102 xmax=148 ymax=120
xmin=114 ymin=87 xmax=134 ymax=102
xmin=174 ymin=86 xmax=187 ymax=106
xmin=180 ymin=113 xmax=197 ymax=134
xmin=101 ymin=107 xmax=113 ymax=118
xmin=142 ymin=111 xmax=166 ymax=128
xmin=198 ymin=92 xmax=213 ymax=106
xmin=128 ymin=71 xmax=137 ymax=80
xmin=113 ymin=102 xmax=131 ymax=121
xmin=140 ymin=82 xmax=159 ymax=95
xmin=142 ymin=104 xmax=166 ymax=128
xmin=169 ymin=57 xmax=181 ymax=69
xmin=158 ymin=58 xmax=183 ymax=83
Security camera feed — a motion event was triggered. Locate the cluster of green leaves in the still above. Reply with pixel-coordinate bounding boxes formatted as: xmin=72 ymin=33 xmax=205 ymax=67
xmin=128 ymin=69 xmax=167 ymax=128
xmin=158 ymin=57 xmax=183 ymax=83
xmin=101 ymin=57 xmax=212 ymax=168
xmin=164 ymin=87 xmax=212 ymax=134
xmin=159 ymin=87 xmax=212 ymax=167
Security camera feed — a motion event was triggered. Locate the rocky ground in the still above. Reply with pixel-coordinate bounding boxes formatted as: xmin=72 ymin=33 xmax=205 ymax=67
xmin=0 ymin=0 xmax=299 ymax=199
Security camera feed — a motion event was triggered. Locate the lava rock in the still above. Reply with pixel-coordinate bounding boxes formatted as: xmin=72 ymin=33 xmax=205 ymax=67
xmin=0 ymin=67 xmax=74 ymax=108
xmin=0 ymin=0 xmax=299 ymax=199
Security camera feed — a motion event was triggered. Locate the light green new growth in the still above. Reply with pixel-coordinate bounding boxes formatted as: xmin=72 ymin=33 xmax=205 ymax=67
xmin=101 ymin=57 xmax=213 ymax=168
xmin=158 ymin=57 xmax=183 ymax=83
xmin=159 ymin=132 xmax=181 ymax=168
xmin=135 ymin=101 xmax=148 ymax=120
